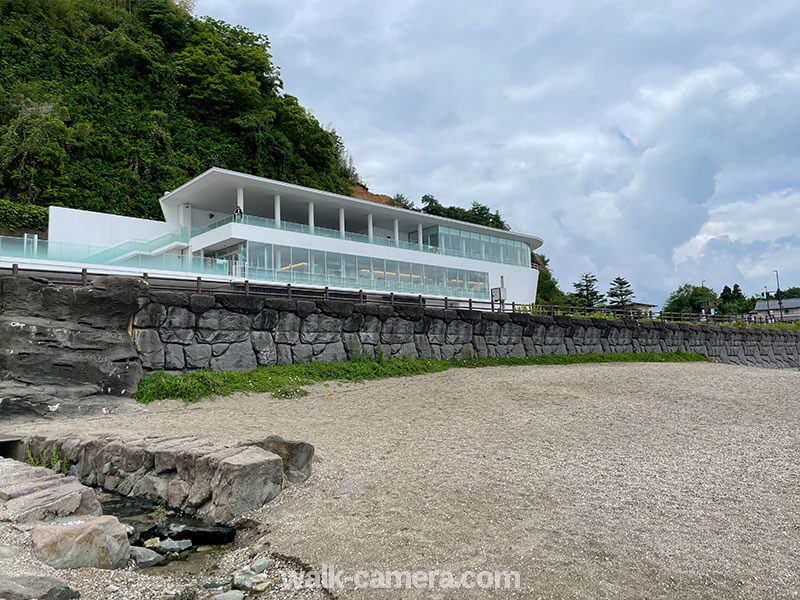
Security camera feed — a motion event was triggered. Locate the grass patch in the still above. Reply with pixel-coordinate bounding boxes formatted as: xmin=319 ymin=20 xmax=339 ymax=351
xmin=135 ymin=351 xmax=709 ymax=404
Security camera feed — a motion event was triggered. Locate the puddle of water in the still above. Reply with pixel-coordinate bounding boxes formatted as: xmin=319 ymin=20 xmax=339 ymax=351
xmin=98 ymin=491 xmax=235 ymax=573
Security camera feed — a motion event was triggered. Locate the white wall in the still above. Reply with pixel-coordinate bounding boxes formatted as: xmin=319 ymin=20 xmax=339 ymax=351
xmin=48 ymin=207 xmax=178 ymax=248
xmin=189 ymin=223 xmax=540 ymax=303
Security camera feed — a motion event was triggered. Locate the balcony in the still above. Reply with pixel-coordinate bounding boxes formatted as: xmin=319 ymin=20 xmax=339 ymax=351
xmin=191 ymin=214 xmax=529 ymax=267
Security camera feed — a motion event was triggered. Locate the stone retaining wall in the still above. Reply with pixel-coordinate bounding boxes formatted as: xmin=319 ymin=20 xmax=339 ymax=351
xmin=2 ymin=277 xmax=799 ymax=420
xmin=134 ymin=290 xmax=800 ymax=371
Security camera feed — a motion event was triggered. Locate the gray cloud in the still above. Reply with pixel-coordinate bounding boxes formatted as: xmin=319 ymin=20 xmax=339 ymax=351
xmin=197 ymin=0 xmax=800 ymax=305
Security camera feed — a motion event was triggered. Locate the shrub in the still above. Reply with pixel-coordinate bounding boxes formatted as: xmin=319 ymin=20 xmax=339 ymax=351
xmin=0 ymin=198 xmax=49 ymax=232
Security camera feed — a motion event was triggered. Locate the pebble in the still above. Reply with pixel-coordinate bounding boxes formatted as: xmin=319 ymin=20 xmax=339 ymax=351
xmin=158 ymin=538 xmax=192 ymax=553
xmin=0 ymin=546 xmax=17 ymax=559
xmin=213 ymin=591 xmax=245 ymax=600
xmin=334 ymin=479 xmax=352 ymax=497
xmin=250 ymin=557 xmax=274 ymax=573
xmin=232 ymin=571 xmax=274 ymax=592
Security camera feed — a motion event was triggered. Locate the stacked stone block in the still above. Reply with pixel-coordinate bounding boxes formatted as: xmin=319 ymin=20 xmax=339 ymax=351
xmin=133 ymin=292 xmax=800 ymax=371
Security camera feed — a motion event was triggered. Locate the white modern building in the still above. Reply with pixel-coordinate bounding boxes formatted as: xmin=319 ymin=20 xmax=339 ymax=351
xmin=1 ymin=168 xmax=543 ymax=304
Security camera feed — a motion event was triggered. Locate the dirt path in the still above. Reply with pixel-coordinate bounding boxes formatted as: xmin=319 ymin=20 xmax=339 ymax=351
xmin=3 ymin=362 xmax=799 ymax=599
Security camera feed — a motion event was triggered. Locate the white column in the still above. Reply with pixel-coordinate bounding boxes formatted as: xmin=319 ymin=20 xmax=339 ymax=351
xmin=179 ymin=203 xmax=191 ymax=228
xmin=417 ymin=223 xmax=423 ymax=250
xmin=367 ymin=213 xmax=374 ymax=241
xmin=393 ymin=218 xmax=399 ymax=246
xmin=274 ymin=194 xmax=281 ymax=224
xmin=308 ymin=201 xmax=315 ymax=232
xmin=339 ymin=207 xmax=345 ymax=238
xmin=236 ymin=187 xmax=244 ymax=213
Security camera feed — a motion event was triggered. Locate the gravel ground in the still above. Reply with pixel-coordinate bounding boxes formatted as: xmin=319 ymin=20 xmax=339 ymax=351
xmin=2 ymin=362 xmax=799 ymax=599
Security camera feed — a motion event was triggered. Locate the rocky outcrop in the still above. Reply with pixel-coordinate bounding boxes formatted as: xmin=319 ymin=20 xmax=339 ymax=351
xmin=0 ymin=276 xmax=146 ymax=420
xmin=0 ymin=458 xmax=101 ymax=523
xmin=22 ymin=434 xmax=300 ymax=524
xmin=0 ymin=575 xmax=80 ymax=600
xmin=31 ymin=515 xmax=130 ymax=569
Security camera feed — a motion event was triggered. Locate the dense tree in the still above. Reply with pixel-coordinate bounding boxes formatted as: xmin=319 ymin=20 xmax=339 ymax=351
xmin=0 ymin=0 xmax=359 ymax=227
xmin=390 ymin=193 xmax=415 ymax=210
xmin=420 ymin=194 xmax=509 ymax=230
xmin=717 ymin=282 xmax=753 ymax=314
xmin=780 ymin=286 xmax=800 ymax=299
xmin=532 ymin=253 xmax=567 ymax=304
xmin=662 ymin=284 xmax=718 ymax=314
xmin=571 ymin=273 xmax=604 ymax=307
xmin=606 ymin=276 xmax=635 ymax=308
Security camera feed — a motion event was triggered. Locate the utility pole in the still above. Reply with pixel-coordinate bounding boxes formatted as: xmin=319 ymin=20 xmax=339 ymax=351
xmin=764 ymin=286 xmax=771 ymax=322
xmin=773 ymin=269 xmax=784 ymax=321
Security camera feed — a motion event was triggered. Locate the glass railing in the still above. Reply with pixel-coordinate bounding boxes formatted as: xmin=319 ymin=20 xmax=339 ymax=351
xmin=246 ymin=266 xmax=487 ymax=298
xmin=0 ymin=235 xmax=483 ymax=298
xmin=88 ymin=227 xmax=190 ymax=263
xmin=191 ymin=213 xmax=525 ymax=266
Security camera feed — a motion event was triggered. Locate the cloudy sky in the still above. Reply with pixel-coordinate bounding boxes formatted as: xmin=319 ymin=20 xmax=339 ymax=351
xmin=197 ymin=0 xmax=800 ymax=306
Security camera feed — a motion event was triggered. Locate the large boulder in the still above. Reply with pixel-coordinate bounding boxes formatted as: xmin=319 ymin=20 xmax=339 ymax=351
xmin=31 ymin=515 xmax=131 ymax=569
xmin=254 ymin=436 xmax=314 ymax=483
xmin=198 ymin=447 xmax=284 ymax=524
xmin=0 ymin=458 xmax=101 ymax=523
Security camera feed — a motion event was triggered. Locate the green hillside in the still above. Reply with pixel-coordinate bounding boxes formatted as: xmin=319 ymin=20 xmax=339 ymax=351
xmin=0 ymin=0 xmax=359 ymax=230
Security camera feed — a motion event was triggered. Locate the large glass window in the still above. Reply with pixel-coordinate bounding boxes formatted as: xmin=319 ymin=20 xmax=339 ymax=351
xmin=230 ymin=240 xmax=490 ymax=298
xmin=326 ymin=252 xmax=341 ymax=279
xmin=275 ymin=245 xmax=292 ymax=281
xmin=343 ymin=255 xmax=357 ymax=285
xmin=310 ymin=250 xmax=325 ymax=278
xmin=357 ymin=256 xmax=372 ymax=286
xmin=417 ymin=225 xmax=530 ymax=266
xmin=372 ymin=258 xmax=385 ymax=288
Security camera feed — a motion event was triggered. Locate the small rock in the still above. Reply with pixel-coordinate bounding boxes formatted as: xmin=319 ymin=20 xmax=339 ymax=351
xmin=213 ymin=592 xmax=245 ymax=600
xmin=232 ymin=571 xmax=274 ymax=592
xmin=203 ymin=580 xmax=229 ymax=589
xmin=107 ymin=584 xmax=120 ymax=592
xmin=123 ymin=524 xmax=135 ymax=536
xmin=144 ymin=537 xmax=161 ymax=548
xmin=0 ymin=575 xmax=80 ymax=600
xmin=131 ymin=545 xmax=166 ymax=568
xmin=0 ymin=546 xmax=17 ymax=559
xmin=250 ymin=557 xmax=274 ymax=574
xmin=158 ymin=538 xmax=192 ymax=553
xmin=334 ymin=479 xmax=353 ymax=497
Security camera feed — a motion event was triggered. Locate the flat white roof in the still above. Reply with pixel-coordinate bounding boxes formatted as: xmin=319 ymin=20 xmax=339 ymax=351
xmin=160 ymin=167 xmax=543 ymax=250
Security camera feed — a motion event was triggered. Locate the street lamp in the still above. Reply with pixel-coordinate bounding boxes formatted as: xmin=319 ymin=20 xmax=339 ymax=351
xmin=773 ymin=270 xmax=784 ymax=321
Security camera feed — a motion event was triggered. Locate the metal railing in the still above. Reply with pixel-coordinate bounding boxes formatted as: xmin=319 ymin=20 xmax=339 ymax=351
xmin=516 ymin=303 xmax=780 ymax=325
xmin=0 ymin=264 xmax=793 ymax=327
xmin=0 ymin=264 xmax=500 ymax=310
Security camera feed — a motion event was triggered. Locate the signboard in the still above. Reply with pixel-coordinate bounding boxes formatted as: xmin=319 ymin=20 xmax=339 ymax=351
xmin=491 ymin=287 xmax=506 ymax=303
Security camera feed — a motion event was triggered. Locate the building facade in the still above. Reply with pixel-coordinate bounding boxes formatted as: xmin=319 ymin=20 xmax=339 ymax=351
xmin=752 ymin=298 xmax=800 ymax=322
xmin=1 ymin=168 xmax=543 ymax=304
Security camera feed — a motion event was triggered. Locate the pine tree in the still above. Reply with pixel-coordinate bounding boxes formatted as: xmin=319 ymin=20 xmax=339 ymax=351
xmin=572 ymin=273 xmax=605 ymax=307
xmin=607 ymin=276 xmax=635 ymax=308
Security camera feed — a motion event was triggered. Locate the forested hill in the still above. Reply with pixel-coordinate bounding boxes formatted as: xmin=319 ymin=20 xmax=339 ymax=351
xmin=0 ymin=0 xmax=360 ymax=228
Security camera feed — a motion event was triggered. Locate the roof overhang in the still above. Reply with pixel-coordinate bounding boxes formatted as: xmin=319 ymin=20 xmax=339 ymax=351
xmin=160 ymin=168 xmax=544 ymax=251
